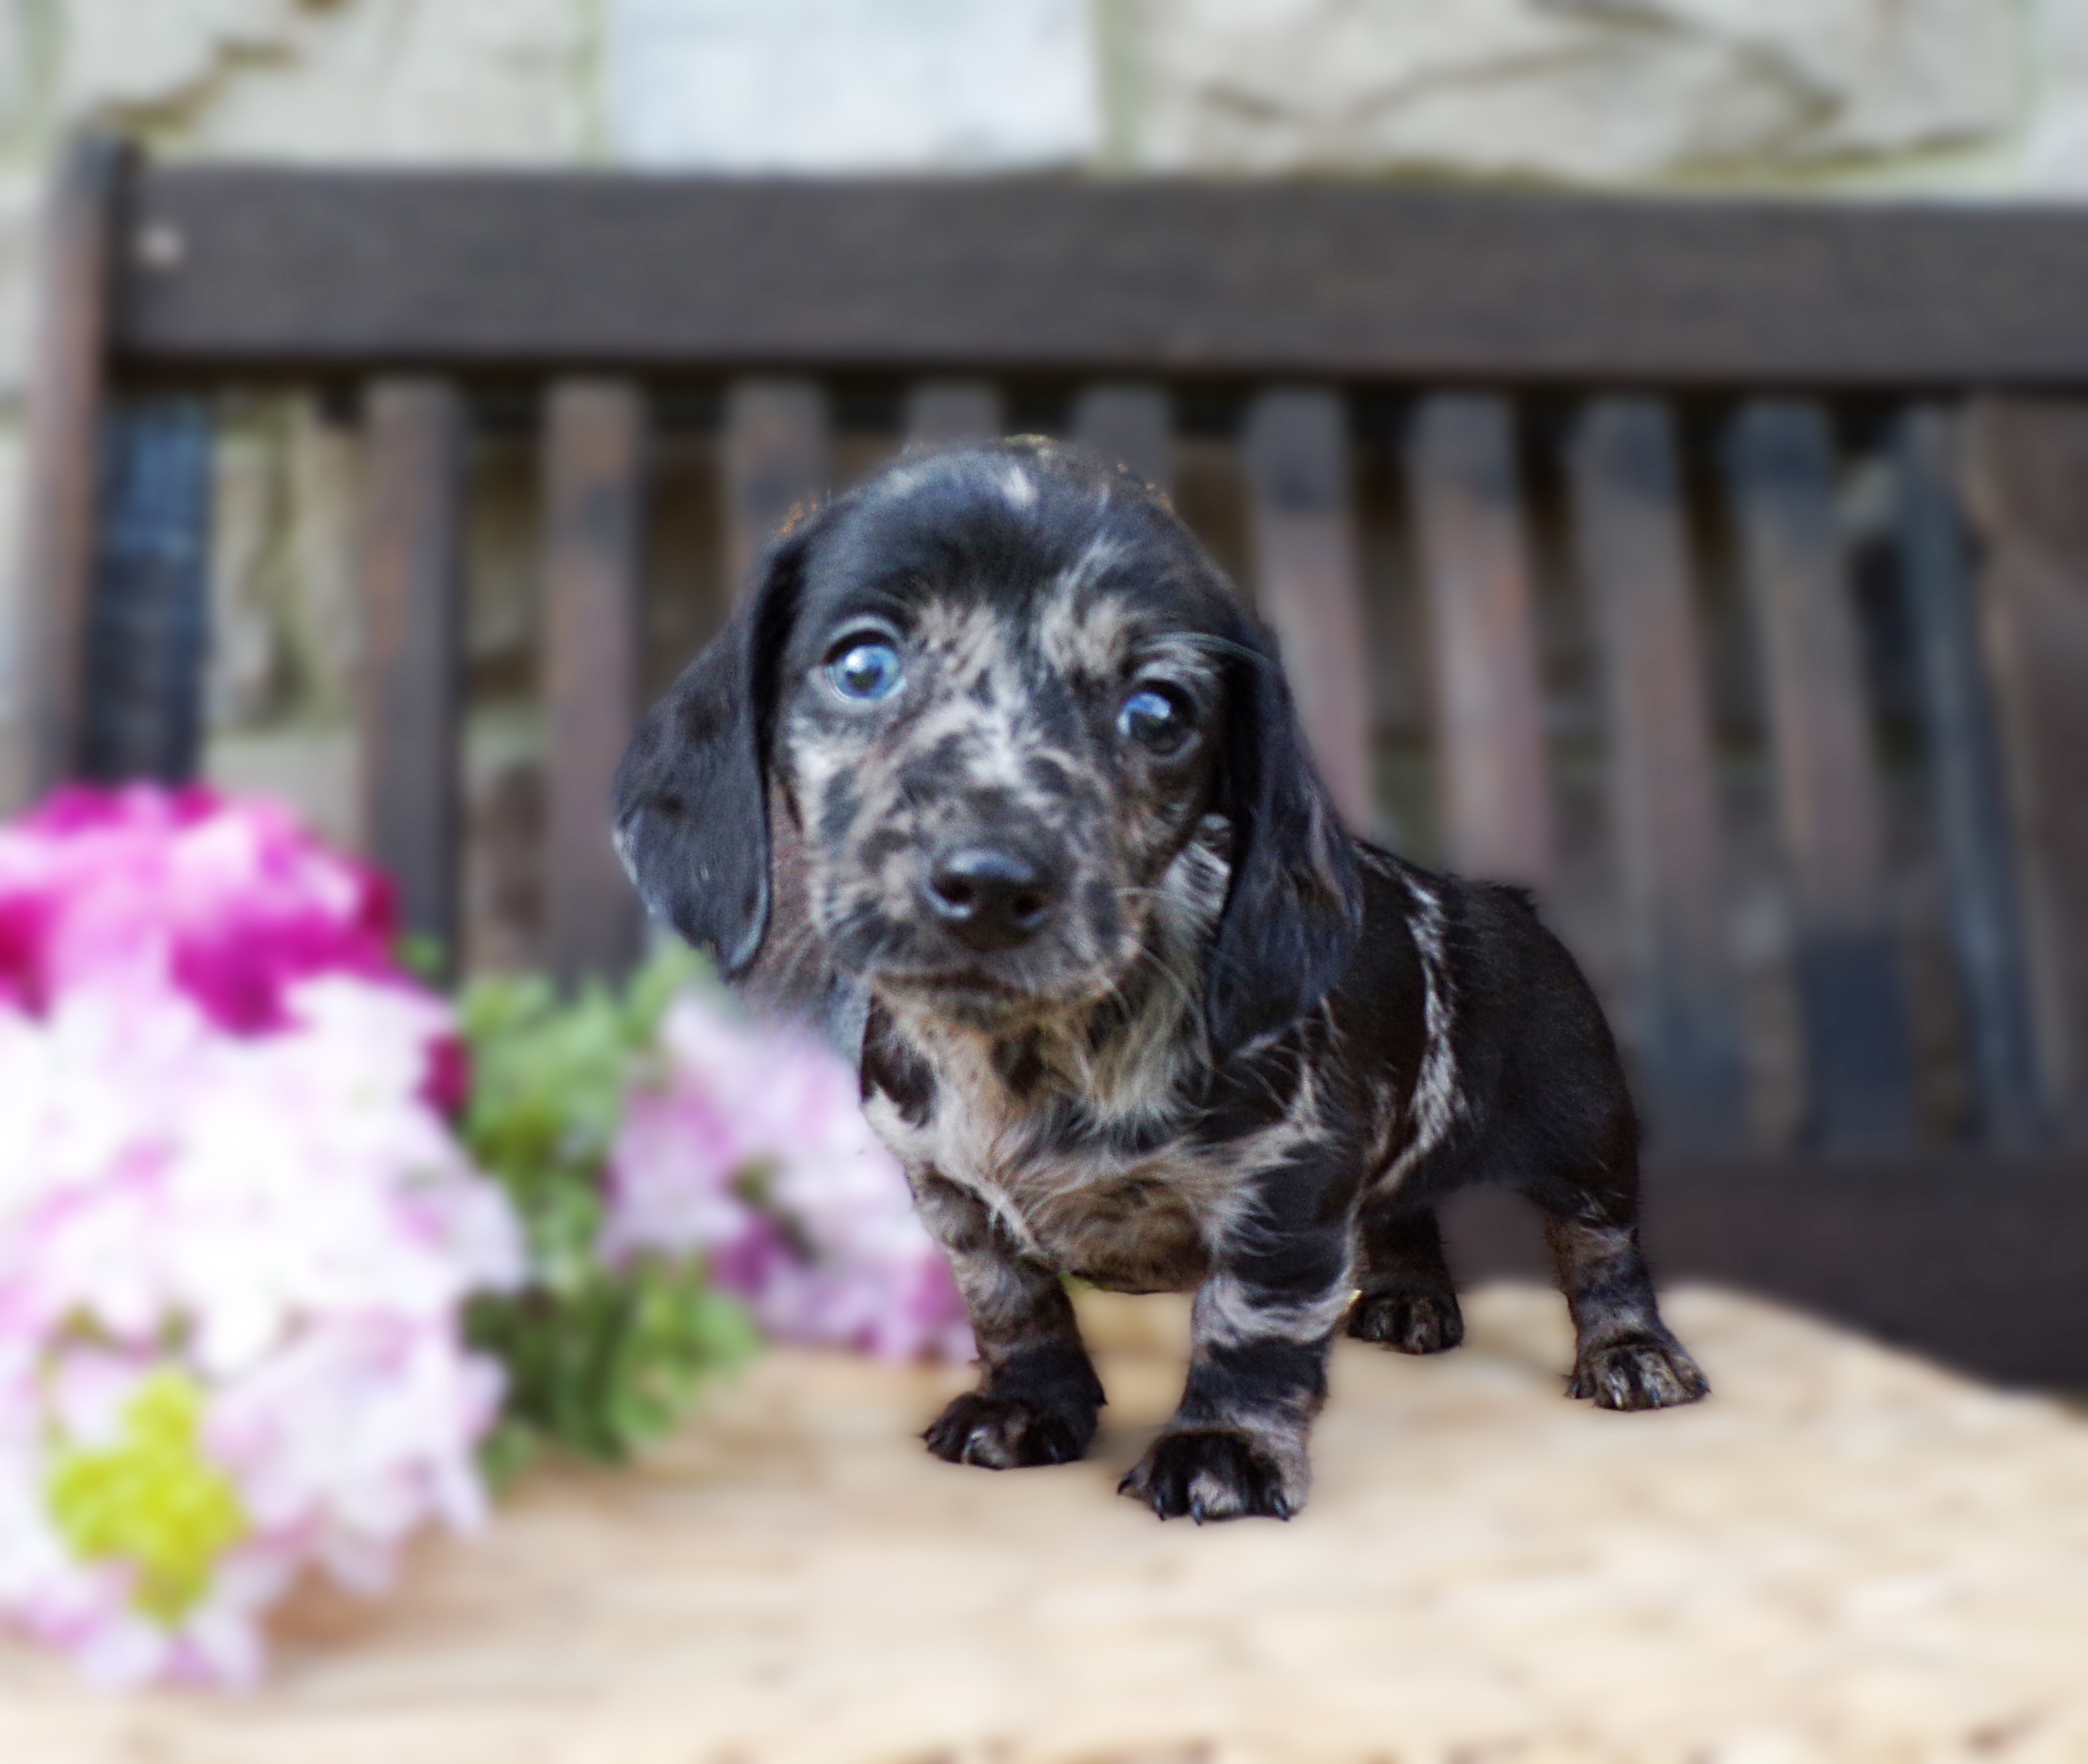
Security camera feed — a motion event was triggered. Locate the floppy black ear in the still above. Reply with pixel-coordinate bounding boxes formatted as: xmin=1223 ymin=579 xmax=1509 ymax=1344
xmin=1206 ymin=619 xmax=1365 ymax=1061
xmin=612 ymin=533 xmax=807 ymax=977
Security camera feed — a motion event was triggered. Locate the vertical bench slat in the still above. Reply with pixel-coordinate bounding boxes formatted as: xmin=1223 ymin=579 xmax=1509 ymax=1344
xmin=360 ymin=378 xmax=467 ymax=975
xmin=1893 ymin=408 xmax=2047 ymax=1146
xmin=904 ymin=380 xmax=1005 ymax=447
xmin=1406 ymin=394 xmax=1554 ymax=886
xmin=1726 ymin=400 xmax=1913 ymax=1150
xmin=79 ymin=400 xmax=214 ymax=787
xmin=1242 ymin=388 xmax=1375 ymax=830
xmin=1961 ymin=401 xmax=2088 ymax=1148
xmin=1568 ymin=398 xmax=1746 ymax=1147
xmin=724 ymin=380 xmax=830 ymax=593
xmin=543 ymin=380 xmax=647 ymax=990
xmin=1074 ymin=383 xmax=1174 ymax=492
xmin=16 ymin=132 xmax=125 ymax=804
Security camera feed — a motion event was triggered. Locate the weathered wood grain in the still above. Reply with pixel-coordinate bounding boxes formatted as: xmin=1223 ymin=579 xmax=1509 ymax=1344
xmin=15 ymin=132 xmax=124 ymax=802
xmin=1959 ymin=399 xmax=2088 ymax=1150
xmin=1450 ymin=1152 xmax=2088 ymax=1388
xmin=1725 ymin=400 xmax=1913 ymax=1151
xmin=1406 ymin=394 xmax=1554 ymax=887
xmin=723 ymin=380 xmax=830 ymax=596
xmin=77 ymin=400 xmax=213 ymax=786
xmin=903 ymin=380 xmax=1004 ymax=447
xmin=1242 ymin=388 xmax=1375 ymax=830
xmin=1072 ymin=382 xmax=1173 ymax=493
xmin=1567 ymin=398 xmax=1744 ymax=1148
xmin=543 ymin=380 xmax=647 ymax=990
xmin=116 ymin=170 xmax=2088 ymax=389
xmin=1891 ymin=408 xmax=2047 ymax=1147
xmin=360 ymin=379 xmax=467 ymax=975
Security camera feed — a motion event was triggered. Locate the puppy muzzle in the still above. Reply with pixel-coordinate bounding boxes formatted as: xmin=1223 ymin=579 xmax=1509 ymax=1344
xmin=922 ymin=845 xmax=1062 ymax=954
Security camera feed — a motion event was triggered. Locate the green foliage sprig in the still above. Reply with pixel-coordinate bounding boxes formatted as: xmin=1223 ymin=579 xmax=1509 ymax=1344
xmin=458 ymin=947 xmax=759 ymax=1481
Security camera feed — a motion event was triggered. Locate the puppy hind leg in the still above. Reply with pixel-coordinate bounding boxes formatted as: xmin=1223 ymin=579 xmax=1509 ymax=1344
xmin=1539 ymin=1199 xmax=1709 ymax=1411
xmin=1346 ymin=1205 xmax=1464 ymax=1354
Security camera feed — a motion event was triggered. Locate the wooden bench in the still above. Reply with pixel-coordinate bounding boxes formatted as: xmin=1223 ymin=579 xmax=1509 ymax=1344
xmin=15 ymin=134 xmax=2087 ymax=1383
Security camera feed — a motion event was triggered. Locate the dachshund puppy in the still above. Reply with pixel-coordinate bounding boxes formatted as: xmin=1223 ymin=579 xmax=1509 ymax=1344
xmin=614 ymin=438 xmax=1707 ymax=1523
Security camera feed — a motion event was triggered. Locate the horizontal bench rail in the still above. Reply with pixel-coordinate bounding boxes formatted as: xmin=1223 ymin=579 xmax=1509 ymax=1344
xmin=112 ymin=164 xmax=2088 ymax=389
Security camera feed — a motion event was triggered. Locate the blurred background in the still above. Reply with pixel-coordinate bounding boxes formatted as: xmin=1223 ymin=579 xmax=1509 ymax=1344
xmin=4 ymin=3 xmax=2088 ymax=1151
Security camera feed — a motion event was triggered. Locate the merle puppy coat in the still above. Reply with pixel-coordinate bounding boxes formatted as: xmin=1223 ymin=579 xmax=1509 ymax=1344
xmin=614 ymin=438 xmax=1707 ymax=1523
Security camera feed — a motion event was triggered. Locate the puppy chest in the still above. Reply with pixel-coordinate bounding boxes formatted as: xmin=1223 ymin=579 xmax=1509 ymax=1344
xmin=955 ymin=1129 xmax=1220 ymax=1294
xmin=1018 ymin=1167 xmax=1214 ymax=1294
xmin=863 ymin=1027 xmax=1234 ymax=1294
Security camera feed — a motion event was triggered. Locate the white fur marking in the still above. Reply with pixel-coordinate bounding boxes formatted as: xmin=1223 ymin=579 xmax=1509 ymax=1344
xmin=1376 ymin=874 xmax=1463 ymax=1194
xmin=1057 ymin=534 xmax=1123 ymax=598
xmin=1194 ymin=1269 xmax=1355 ymax=1351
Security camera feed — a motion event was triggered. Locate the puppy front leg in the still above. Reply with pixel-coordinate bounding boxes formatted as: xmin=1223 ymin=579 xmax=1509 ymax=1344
xmin=1119 ymin=1218 xmax=1353 ymax=1522
xmin=912 ymin=1171 xmax=1104 ymax=1470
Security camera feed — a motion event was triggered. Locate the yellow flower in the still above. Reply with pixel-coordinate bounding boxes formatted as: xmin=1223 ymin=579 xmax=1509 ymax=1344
xmin=47 ymin=1374 xmax=248 ymax=1624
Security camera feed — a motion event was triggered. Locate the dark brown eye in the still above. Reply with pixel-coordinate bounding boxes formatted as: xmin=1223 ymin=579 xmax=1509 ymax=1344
xmin=1119 ymin=684 xmax=1194 ymax=756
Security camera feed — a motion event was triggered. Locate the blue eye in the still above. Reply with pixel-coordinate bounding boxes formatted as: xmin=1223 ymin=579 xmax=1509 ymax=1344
xmin=1120 ymin=684 xmax=1194 ymax=755
xmin=827 ymin=637 xmax=904 ymax=703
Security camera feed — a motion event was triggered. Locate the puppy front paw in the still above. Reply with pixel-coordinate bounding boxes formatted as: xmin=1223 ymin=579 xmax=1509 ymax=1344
xmin=1347 ymin=1288 xmax=1464 ymax=1354
xmin=1569 ymin=1332 xmax=1710 ymax=1411
xmin=924 ymin=1391 xmax=1095 ymax=1469
xmin=1117 ymin=1427 xmax=1301 ymax=1523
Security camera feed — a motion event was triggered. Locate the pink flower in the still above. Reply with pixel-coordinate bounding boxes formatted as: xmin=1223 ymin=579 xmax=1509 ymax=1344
xmin=0 ymin=787 xmax=521 ymax=1688
xmin=606 ymin=995 xmax=972 ymax=1365
xmin=0 ymin=978 xmax=522 ymax=1685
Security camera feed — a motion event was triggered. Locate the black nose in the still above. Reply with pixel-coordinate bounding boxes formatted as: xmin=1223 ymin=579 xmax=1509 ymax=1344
xmin=924 ymin=847 xmax=1059 ymax=952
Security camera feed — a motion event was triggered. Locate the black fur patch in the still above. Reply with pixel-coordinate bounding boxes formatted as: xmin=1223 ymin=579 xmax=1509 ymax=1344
xmin=861 ymin=1005 xmax=935 ymax=1128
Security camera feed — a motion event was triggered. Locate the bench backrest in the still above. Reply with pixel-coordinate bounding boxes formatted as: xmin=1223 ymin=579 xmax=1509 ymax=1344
xmin=19 ymin=134 xmax=2086 ymax=1157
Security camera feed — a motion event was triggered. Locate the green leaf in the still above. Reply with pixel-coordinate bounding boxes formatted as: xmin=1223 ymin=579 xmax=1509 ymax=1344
xmin=396 ymin=932 xmax=450 ymax=987
xmin=458 ymin=949 xmax=760 ymax=1473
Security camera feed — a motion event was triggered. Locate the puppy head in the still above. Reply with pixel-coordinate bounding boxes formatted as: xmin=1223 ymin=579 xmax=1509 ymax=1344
xmin=614 ymin=440 xmax=1360 ymax=1058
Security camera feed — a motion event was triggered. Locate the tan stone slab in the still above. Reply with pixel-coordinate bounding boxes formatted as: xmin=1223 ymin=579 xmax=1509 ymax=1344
xmin=4 ymin=1284 xmax=2086 ymax=1763
xmin=1125 ymin=0 xmax=2020 ymax=180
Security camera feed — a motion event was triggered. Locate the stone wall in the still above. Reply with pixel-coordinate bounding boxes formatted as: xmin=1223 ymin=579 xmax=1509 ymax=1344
xmin=609 ymin=0 xmax=1099 ymax=170
xmin=1120 ymin=0 xmax=2023 ymax=180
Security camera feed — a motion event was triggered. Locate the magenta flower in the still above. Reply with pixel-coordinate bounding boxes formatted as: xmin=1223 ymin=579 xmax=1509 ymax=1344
xmin=0 ymin=784 xmax=404 ymax=1030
